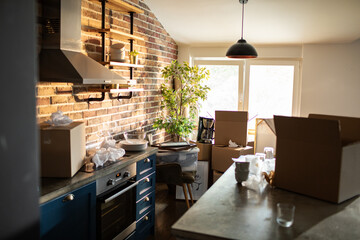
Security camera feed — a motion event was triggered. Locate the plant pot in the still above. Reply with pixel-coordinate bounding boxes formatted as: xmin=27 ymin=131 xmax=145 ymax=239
xmin=129 ymin=55 xmax=138 ymax=65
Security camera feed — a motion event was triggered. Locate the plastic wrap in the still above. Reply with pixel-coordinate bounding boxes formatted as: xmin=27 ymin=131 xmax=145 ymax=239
xmin=156 ymin=147 xmax=199 ymax=171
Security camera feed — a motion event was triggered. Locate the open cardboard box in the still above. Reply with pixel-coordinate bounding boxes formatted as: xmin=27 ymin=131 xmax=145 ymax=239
xmin=214 ymin=111 xmax=248 ymax=146
xmin=212 ymin=145 xmax=254 ymax=172
xmin=274 ymin=114 xmax=360 ymax=203
xmin=255 ymin=118 xmax=276 ymax=155
xmin=211 ymin=111 xmax=253 ymax=172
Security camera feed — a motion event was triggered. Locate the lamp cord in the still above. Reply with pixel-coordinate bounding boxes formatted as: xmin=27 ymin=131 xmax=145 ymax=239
xmin=241 ymin=1 xmax=245 ymax=39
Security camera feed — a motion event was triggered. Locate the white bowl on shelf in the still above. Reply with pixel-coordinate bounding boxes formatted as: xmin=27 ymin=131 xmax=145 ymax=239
xmin=110 ymin=43 xmax=126 ymax=62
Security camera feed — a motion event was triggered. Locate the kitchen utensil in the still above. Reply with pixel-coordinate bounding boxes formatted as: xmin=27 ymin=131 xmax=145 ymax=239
xmin=197 ymin=117 xmax=215 ymax=143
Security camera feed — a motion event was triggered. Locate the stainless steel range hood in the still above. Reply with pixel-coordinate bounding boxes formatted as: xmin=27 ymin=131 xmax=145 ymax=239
xmin=39 ymin=0 xmax=126 ymax=84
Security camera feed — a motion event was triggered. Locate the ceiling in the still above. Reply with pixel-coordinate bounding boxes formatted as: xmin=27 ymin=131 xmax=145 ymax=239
xmin=145 ymin=0 xmax=360 ymax=46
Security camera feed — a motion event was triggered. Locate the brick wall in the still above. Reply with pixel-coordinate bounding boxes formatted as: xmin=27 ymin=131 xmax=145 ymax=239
xmin=36 ymin=0 xmax=177 ymax=145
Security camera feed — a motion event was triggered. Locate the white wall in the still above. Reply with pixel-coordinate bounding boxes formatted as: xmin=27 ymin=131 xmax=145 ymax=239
xmin=178 ymin=40 xmax=360 ymax=118
xmin=300 ymin=39 xmax=360 ymax=117
xmin=178 ymin=44 xmax=303 ymax=62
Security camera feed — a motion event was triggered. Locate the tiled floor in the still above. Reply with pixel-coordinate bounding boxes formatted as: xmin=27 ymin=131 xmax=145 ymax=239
xmin=147 ymin=183 xmax=188 ymax=240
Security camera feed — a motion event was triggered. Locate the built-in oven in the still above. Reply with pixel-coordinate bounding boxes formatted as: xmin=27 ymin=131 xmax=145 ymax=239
xmin=96 ymin=162 xmax=137 ymax=240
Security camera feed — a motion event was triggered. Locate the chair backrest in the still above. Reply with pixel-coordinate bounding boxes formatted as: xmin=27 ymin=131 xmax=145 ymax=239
xmin=156 ymin=163 xmax=183 ymax=185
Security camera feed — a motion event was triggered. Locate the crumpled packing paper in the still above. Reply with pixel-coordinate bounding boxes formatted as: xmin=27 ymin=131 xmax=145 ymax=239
xmin=45 ymin=111 xmax=73 ymax=126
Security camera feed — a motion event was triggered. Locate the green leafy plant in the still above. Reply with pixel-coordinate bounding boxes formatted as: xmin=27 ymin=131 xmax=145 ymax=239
xmin=129 ymin=50 xmax=139 ymax=56
xmin=153 ymin=60 xmax=210 ymax=141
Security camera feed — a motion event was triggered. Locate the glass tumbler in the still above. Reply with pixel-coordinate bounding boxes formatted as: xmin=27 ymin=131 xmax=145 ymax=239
xmin=276 ymin=203 xmax=295 ymax=227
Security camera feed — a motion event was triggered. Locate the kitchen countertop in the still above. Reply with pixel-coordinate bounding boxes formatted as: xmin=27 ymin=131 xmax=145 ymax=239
xmin=40 ymin=147 xmax=158 ymax=204
xmin=171 ymin=164 xmax=360 ymax=240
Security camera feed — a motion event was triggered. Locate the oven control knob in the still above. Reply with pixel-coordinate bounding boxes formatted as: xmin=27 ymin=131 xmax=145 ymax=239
xmin=107 ymin=179 xmax=115 ymax=186
xmin=123 ymin=171 xmax=130 ymax=178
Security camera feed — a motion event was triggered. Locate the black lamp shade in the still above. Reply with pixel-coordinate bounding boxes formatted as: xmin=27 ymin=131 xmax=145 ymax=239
xmin=226 ymin=39 xmax=258 ymax=58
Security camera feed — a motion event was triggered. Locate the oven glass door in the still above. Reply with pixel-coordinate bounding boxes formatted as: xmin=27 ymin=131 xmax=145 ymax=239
xmin=97 ymin=180 xmax=137 ymax=240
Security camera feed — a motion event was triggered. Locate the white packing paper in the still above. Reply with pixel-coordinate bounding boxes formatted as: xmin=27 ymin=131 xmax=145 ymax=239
xmin=45 ymin=111 xmax=73 ymax=126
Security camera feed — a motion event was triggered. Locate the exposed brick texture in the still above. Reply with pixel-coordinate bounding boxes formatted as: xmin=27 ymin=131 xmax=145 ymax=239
xmin=36 ymin=0 xmax=176 ymax=145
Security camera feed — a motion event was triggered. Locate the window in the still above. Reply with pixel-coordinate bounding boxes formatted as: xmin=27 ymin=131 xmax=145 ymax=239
xmin=246 ymin=64 xmax=295 ymax=130
xmin=198 ymin=64 xmax=239 ymax=119
xmin=195 ymin=59 xmax=301 ymax=139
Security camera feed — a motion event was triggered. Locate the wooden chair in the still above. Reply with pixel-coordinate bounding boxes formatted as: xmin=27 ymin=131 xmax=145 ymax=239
xmin=156 ymin=163 xmax=195 ymax=209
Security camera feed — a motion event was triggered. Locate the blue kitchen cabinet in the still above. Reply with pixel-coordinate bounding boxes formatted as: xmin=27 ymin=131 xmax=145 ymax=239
xmin=135 ymin=155 xmax=156 ymax=239
xmin=40 ymin=182 xmax=96 ymax=240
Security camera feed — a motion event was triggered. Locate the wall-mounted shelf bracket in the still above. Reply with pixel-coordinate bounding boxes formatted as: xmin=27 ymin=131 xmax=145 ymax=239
xmin=86 ymin=85 xmax=106 ymax=102
xmin=109 ymin=91 xmax=133 ymax=100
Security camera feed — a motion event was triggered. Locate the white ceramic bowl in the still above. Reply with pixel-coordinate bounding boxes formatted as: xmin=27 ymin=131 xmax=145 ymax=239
xmin=119 ymin=140 xmax=148 ymax=151
xmin=124 ymin=132 xmax=146 ymax=144
xmin=110 ymin=43 xmax=126 ymax=62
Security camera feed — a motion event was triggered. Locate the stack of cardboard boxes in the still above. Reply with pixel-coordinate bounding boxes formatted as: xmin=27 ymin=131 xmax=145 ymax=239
xmin=195 ymin=111 xmax=360 ymax=203
xmin=195 ymin=142 xmax=213 ymax=187
xmin=196 ymin=111 xmax=254 ymax=184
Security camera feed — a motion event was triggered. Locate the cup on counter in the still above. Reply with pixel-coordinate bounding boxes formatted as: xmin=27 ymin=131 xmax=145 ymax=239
xmin=85 ymin=162 xmax=95 ymax=173
xmin=147 ymin=133 xmax=153 ymax=146
xmin=234 ymin=162 xmax=250 ymax=183
xmin=276 ymin=203 xmax=295 ymax=227
xmin=255 ymin=153 xmax=266 ymax=161
xmin=264 ymin=147 xmax=274 ymax=159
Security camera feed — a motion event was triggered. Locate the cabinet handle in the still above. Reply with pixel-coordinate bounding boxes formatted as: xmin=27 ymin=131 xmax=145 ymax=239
xmin=62 ymin=194 xmax=75 ymax=202
xmin=144 ymin=178 xmax=150 ymax=183
xmin=144 ymin=216 xmax=149 ymax=221
xmin=144 ymin=158 xmax=150 ymax=163
xmin=144 ymin=197 xmax=150 ymax=202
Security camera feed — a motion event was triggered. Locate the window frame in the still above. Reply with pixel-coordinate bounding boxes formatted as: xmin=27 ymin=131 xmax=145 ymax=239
xmin=194 ymin=59 xmax=245 ymax=111
xmin=193 ymin=58 xmax=302 ymax=139
xmin=243 ymin=59 xmax=302 ymax=117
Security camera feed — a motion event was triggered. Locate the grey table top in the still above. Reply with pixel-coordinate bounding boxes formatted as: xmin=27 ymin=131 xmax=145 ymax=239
xmin=40 ymin=147 xmax=158 ymax=204
xmin=172 ymin=164 xmax=360 ymax=240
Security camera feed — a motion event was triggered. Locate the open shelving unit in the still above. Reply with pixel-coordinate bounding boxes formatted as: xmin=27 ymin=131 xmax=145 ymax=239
xmin=99 ymin=61 xmax=145 ymax=68
xmin=89 ymin=0 xmax=144 ymax=14
xmin=88 ymin=88 xmax=143 ymax=93
xmin=86 ymin=0 xmax=144 ymax=101
xmin=86 ymin=28 xmax=144 ymax=42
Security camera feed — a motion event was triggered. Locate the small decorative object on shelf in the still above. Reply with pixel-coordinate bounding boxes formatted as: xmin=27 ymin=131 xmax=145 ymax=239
xmin=129 ymin=50 xmax=139 ymax=64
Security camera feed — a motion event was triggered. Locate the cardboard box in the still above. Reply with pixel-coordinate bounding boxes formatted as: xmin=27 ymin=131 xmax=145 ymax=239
xmin=213 ymin=170 xmax=223 ymax=184
xmin=274 ymin=115 xmax=360 ymax=203
xmin=212 ymin=145 xmax=254 ymax=172
xmin=255 ymin=118 xmax=276 ymax=155
xmin=215 ymin=111 xmax=248 ymax=146
xmin=196 ymin=142 xmax=212 ymax=161
xmin=40 ymin=122 xmax=85 ymax=178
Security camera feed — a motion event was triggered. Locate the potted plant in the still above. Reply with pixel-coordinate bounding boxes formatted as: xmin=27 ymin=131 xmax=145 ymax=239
xmin=154 ymin=60 xmax=210 ymax=142
xmin=129 ymin=50 xmax=139 ymax=64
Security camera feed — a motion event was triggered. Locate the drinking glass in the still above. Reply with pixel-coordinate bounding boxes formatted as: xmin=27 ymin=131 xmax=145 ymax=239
xmin=264 ymin=147 xmax=274 ymax=159
xmin=276 ymin=203 xmax=295 ymax=227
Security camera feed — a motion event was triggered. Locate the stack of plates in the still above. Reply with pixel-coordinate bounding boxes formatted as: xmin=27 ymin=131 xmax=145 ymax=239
xmin=119 ymin=140 xmax=148 ymax=151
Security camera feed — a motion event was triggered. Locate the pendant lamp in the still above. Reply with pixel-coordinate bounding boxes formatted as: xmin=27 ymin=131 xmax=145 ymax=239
xmin=226 ymin=0 xmax=257 ymax=58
